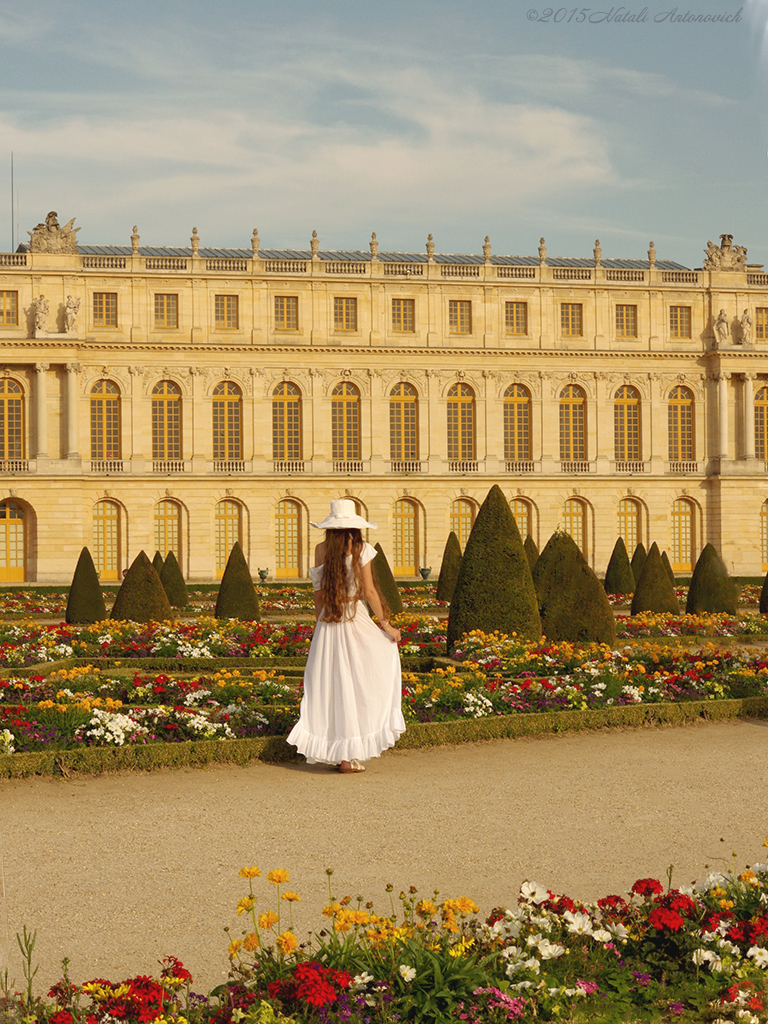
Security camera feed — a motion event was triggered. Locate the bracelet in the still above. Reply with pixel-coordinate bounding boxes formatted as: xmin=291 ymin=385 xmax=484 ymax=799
xmin=380 ymin=619 xmax=390 ymax=627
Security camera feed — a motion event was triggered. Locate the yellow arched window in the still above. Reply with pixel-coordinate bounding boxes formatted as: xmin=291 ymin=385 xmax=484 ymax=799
xmin=559 ymin=385 xmax=586 ymax=462
xmin=272 ymin=382 xmax=302 ymax=461
xmin=504 ymin=385 xmax=531 ymax=461
xmin=152 ymin=381 xmax=182 ymax=461
xmin=563 ymin=498 xmax=586 ymax=555
xmin=755 ymin=387 xmax=768 ymax=461
xmin=668 ymin=386 xmax=694 ymax=461
xmin=154 ymin=499 xmax=181 ymax=561
xmin=215 ymin=499 xmax=242 ymax=577
xmin=90 ymin=380 xmax=120 ymax=461
xmin=450 ymin=498 xmax=475 ymax=550
xmin=761 ymin=501 xmax=768 ymax=571
xmin=614 ymin=386 xmax=640 ymax=462
xmin=212 ymin=381 xmax=242 ymax=461
xmin=331 ymin=382 xmax=360 ymax=461
xmin=275 ymin=499 xmax=301 ymax=577
xmin=671 ymin=498 xmax=694 ymax=571
xmin=447 ymin=383 xmax=475 ymax=461
xmin=511 ymin=498 xmax=531 ymax=541
xmin=0 ymin=500 xmax=25 ymax=581
xmin=93 ymin=499 xmax=121 ymax=581
xmin=390 ymin=383 xmax=418 ymax=461
xmin=0 ymin=378 xmax=24 ymax=460
xmin=617 ymin=498 xmax=640 ymax=554
xmin=392 ymin=499 xmax=417 ymax=576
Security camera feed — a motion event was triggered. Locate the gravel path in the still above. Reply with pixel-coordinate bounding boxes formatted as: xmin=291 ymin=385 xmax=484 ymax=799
xmin=2 ymin=719 xmax=768 ymax=996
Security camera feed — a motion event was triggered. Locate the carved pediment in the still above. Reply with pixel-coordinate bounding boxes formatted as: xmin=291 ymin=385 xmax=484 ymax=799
xmin=703 ymin=234 xmax=747 ymax=271
xmin=28 ymin=212 xmax=80 ymax=254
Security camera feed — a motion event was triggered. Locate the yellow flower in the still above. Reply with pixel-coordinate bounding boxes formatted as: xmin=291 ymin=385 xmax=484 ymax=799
xmin=242 ymin=932 xmax=260 ymax=952
xmin=239 ymin=866 xmax=261 ymax=879
xmin=275 ymin=931 xmax=298 ymax=955
xmin=281 ymin=891 xmax=301 ymax=902
xmin=322 ymin=902 xmax=341 ymax=918
xmin=228 ymin=939 xmax=243 ymax=957
xmin=237 ymin=896 xmax=255 ymax=916
xmin=258 ymin=910 xmax=279 ymax=929
xmin=718 ymin=899 xmax=735 ymax=910
xmin=268 ymin=869 xmax=291 ymax=885
xmin=415 ymin=899 xmax=438 ymax=919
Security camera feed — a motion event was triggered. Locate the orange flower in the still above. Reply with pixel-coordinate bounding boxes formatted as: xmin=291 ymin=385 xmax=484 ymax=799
xmin=275 ymin=931 xmax=298 ymax=955
xmin=281 ymin=891 xmax=301 ymax=902
xmin=267 ymin=869 xmax=291 ymax=885
xmin=239 ymin=866 xmax=261 ymax=879
xmin=242 ymin=932 xmax=260 ymax=952
xmin=236 ymin=896 xmax=255 ymax=916
xmin=228 ymin=939 xmax=243 ymax=957
xmin=258 ymin=910 xmax=278 ymax=929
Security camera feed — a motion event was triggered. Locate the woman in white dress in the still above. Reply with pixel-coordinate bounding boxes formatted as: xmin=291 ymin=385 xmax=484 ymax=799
xmin=287 ymin=499 xmax=405 ymax=773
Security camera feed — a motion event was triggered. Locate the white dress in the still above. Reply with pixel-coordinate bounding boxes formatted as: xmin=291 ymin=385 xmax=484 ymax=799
xmin=287 ymin=542 xmax=405 ymax=765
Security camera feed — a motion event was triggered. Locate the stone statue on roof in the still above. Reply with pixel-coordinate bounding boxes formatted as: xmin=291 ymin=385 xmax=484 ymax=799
xmin=27 ymin=211 xmax=80 ymax=254
xmin=703 ymin=234 xmax=747 ymax=271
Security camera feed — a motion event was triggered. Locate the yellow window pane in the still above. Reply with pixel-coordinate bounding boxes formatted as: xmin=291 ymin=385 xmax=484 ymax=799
xmin=275 ymin=296 xmax=298 ymax=331
xmin=505 ymin=302 xmax=527 ymax=335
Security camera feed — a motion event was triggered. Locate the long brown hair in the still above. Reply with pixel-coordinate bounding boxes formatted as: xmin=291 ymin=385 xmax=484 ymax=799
xmin=319 ymin=528 xmax=364 ymax=622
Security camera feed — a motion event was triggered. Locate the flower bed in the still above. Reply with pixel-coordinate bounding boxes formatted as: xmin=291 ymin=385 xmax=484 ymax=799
xmin=8 ymin=855 xmax=768 ymax=1023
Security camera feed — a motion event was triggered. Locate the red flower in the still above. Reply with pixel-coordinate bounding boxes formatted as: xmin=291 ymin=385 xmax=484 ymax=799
xmin=648 ymin=907 xmax=684 ymax=932
xmin=631 ymin=878 xmax=663 ymax=898
xmin=48 ymin=1011 xmax=74 ymax=1024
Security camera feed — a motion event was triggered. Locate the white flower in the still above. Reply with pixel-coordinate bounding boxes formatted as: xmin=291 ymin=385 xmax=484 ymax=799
xmin=693 ymin=948 xmax=717 ymax=966
xmin=519 ymin=880 xmax=549 ymax=905
xmin=591 ymin=928 xmax=612 ymax=943
xmin=606 ymin=922 xmax=630 ymax=940
xmin=564 ymin=910 xmax=594 ymax=936
xmin=398 ymin=965 xmax=416 ymax=983
xmin=736 ymin=1011 xmax=759 ymax=1024
xmin=352 ymin=972 xmax=373 ymax=990
xmin=747 ymin=945 xmax=768 ymax=968
xmin=0 ymin=728 xmax=15 ymax=755
xmin=526 ymin=932 xmax=543 ymax=947
xmin=537 ymin=938 xmax=565 ymax=959
xmin=717 ymin=938 xmax=740 ymax=955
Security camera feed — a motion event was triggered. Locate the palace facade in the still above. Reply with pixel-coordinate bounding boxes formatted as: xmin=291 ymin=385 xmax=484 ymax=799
xmin=0 ymin=216 xmax=766 ymax=583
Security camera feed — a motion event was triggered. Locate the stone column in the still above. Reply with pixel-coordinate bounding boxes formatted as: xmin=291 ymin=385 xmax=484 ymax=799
xmin=34 ymin=362 xmax=49 ymax=458
xmin=65 ymin=362 xmax=81 ymax=457
xmin=717 ymin=372 xmax=730 ymax=460
xmin=744 ymin=372 xmax=756 ymax=460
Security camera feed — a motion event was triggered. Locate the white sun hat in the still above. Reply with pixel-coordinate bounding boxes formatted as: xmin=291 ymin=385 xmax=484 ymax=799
xmin=310 ymin=498 xmax=377 ymax=531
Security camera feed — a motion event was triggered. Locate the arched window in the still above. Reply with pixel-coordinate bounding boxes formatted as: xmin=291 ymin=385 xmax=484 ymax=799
xmin=331 ymin=382 xmax=360 ymax=461
xmin=450 ymin=498 xmax=475 ymax=550
xmin=392 ymin=499 xmax=417 ymax=576
xmin=212 ymin=381 xmax=242 ymax=462
xmin=389 ymin=383 xmax=418 ymax=462
xmin=668 ymin=386 xmax=694 ymax=462
xmin=563 ymin=498 xmax=586 ymax=555
xmin=272 ymin=382 xmax=302 ymax=462
xmin=559 ymin=385 xmax=586 ymax=462
xmin=614 ymin=385 xmax=640 ymax=462
xmin=755 ymin=387 xmax=768 ymax=461
xmin=504 ymin=385 xmax=531 ymax=461
xmin=0 ymin=499 xmax=25 ymax=581
xmin=761 ymin=500 xmax=768 ymax=571
xmin=215 ymin=499 xmax=242 ymax=577
xmin=511 ymin=498 xmax=531 ymax=541
xmin=671 ymin=498 xmax=694 ymax=571
xmin=617 ymin=498 xmax=640 ymax=554
xmin=154 ymin=499 xmax=181 ymax=561
xmin=447 ymin=383 xmax=475 ymax=461
xmin=90 ymin=380 xmax=120 ymax=463
xmin=0 ymin=378 xmax=24 ymax=461
xmin=93 ymin=499 xmax=121 ymax=581
xmin=151 ymin=381 xmax=182 ymax=462
xmin=275 ymin=499 xmax=301 ymax=577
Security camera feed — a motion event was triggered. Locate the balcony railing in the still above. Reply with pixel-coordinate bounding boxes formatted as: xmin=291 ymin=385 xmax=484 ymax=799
xmin=448 ymin=460 xmax=479 ymax=473
xmin=749 ymin=273 xmax=768 ymax=286
xmin=83 ymin=256 xmax=126 ymax=270
xmin=390 ymin=460 xmax=423 ymax=474
xmin=383 ymin=264 xmax=424 ymax=276
xmin=560 ymin=460 xmax=593 ymax=473
xmin=0 ymin=459 xmax=30 ymax=473
xmin=441 ymin=264 xmax=480 ymax=277
xmin=152 ymin=459 xmax=188 ymax=473
xmin=553 ymin=268 xmax=591 ymax=281
xmin=273 ymin=460 xmax=305 ymax=473
xmin=662 ymin=271 xmax=699 ymax=284
xmin=606 ymin=269 xmax=644 ymax=282
xmin=612 ymin=460 xmax=647 ymax=474
xmin=90 ymin=459 xmax=125 ymax=474
xmin=0 ymin=254 xmax=27 ymax=267
xmin=333 ymin=460 xmax=364 ymax=473
xmin=206 ymin=259 xmax=248 ymax=272
xmin=146 ymin=258 xmax=188 ymax=271
xmin=505 ymin=460 xmax=534 ymax=473
xmin=497 ymin=266 xmax=536 ymax=279
xmin=264 ymin=260 xmax=308 ymax=273
xmin=213 ymin=459 xmax=246 ymax=473
xmin=668 ymin=460 xmax=699 ymax=474
xmin=325 ymin=262 xmax=366 ymax=274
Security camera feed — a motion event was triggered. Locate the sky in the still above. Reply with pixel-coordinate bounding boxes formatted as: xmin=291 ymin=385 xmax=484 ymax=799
xmin=0 ymin=0 xmax=766 ymax=266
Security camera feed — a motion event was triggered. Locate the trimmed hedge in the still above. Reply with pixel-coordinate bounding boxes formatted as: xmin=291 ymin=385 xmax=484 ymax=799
xmin=111 ymin=551 xmax=173 ymax=623
xmin=631 ymin=542 xmax=680 ymax=615
xmin=65 ymin=547 xmax=107 ymax=624
xmin=630 ymin=542 xmax=647 ymax=586
xmin=686 ymin=543 xmax=738 ymax=615
xmin=160 ymin=550 xmax=189 ymax=608
xmin=152 ymin=550 xmax=165 ymax=576
xmin=436 ymin=531 xmax=463 ymax=603
xmin=372 ymin=543 xmax=404 ymax=615
xmin=215 ymin=542 xmax=260 ymax=620
xmin=603 ymin=536 xmax=635 ymax=595
xmin=661 ymin=549 xmax=676 ymax=587
xmin=535 ymin=531 xmax=616 ymax=644
xmin=523 ymin=534 xmax=539 ymax=571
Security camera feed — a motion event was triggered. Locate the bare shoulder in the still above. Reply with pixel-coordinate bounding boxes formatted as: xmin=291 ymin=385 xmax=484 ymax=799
xmin=314 ymin=541 xmax=326 ymax=566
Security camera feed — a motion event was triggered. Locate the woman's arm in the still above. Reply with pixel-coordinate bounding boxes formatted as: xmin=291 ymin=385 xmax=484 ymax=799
xmin=361 ymin=560 xmax=401 ymax=643
xmin=313 ymin=542 xmax=326 ymax=621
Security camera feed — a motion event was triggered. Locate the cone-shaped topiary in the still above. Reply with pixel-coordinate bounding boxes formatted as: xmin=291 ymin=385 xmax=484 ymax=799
xmin=436 ymin=531 xmax=463 ymax=603
xmin=152 ymin=550 xmax=164 ymax=576
xmin=661 ymin=549 xmax=676 ymax=588
xmin=535 ymin=531 xmax=616 ymax=644
xmin=110 ymin=550 xmax=173 ymax=623
xmin=65 ymin=547 xmax=107 ymax=624
xmin=760 ymin=569 xmax=768 ymax=615
xmin=447 ymin=485 xmax=541 ymax=651
xmin=603 ymin=536 xmax=635 ymax=595
xmin=372 ymin=543 xmax=404 ymax=615
xmin=524 ymin=534 xmax=539 ymax=571
xmin=531 ymin=533 xmax=559 ymax=593
xmin=686 ymin=543 xmax=738 ymax=614
xmin=160 ymin=549 xmax=188 ymax=608
xmin=630 ymin=542 xmax=647 ymax=586
xmin=630 ymin=543 xmax=680 ymax=615
xmin=215 ymin=541 xmax=260 ymax=620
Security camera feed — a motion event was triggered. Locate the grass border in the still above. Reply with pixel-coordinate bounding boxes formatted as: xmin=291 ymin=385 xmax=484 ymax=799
xmin=3 ymin=696 xmax=767 ymax=780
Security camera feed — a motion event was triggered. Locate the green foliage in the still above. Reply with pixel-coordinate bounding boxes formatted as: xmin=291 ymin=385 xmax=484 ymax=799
xmin=523 ymin=533 xmax=539 ymax=570
xmin=535 ymin=531 xmax=616 ymax=644
xmin=686 ymin=543 xmax=738 ymax=614
xmin=603 ymin=536 xmax=635 ymax=595
xmin=631 ymin=543 xmax=680 ymax=615
xmin=761 ymin=570 xmax=768 ymax=615
xmin=215 ymin=542 xmax=260 ymax=621
xmin=661 ymin=549 xmax=676 ymax=587
xmin=65 ymin=547 xmax=107 ymax=624
xmin=630 ymin=542 xmax=647 ymax=586
xmin=152 ymin=550 xmax=164 ymax=576
xmin=160 ymin=550 xmax=189 ymax=608
xmin=110 ymin=550 xmax=173 ymax=623
xmin=447 ymin=485 xmax=541 ymax=651
xmin=435 ymin=532 xmax=462 ymax=603
xmin=531 ymin=532 xmax=558 ymax=592
xmin=372 ymin=543 xmax=404 ymax=615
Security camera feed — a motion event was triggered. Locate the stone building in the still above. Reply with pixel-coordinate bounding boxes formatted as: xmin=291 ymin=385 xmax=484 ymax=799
xmin=0 ymin=213 xmax=765 ymax=582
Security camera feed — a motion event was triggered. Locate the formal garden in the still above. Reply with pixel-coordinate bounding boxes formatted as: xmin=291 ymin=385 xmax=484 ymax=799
xmin=4 ymin=489 xmax=768 ymax=1022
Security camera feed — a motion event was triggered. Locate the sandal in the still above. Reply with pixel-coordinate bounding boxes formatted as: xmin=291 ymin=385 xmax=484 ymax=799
xmin=338 ymin=759 xmax=366 ymax=773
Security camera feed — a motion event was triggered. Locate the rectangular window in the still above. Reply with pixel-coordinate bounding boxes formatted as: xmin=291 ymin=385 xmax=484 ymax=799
xmin=274 ymin=295 xmax=299 ymax=331
xmin=669 ymin=306 xmax=691 ymax=338
xmin=392 ymin=298 xmax=415 ymax=333
xmin=0 ymin=291 xmax=18 ymax=326
xmin=333 ymin=297 xmax=357 ymax=331
xmin=615 ymin=304 xmax=637 ymax=338
xmin=214 ymin=294 xmax=239 ymax=330
xmin=154 ymin=294 xmax=178 ymax=329
xmin=756 ymin=308 xmax=768 ymax=340
xmin=448 ymin=300 xmax=472 ymax=334
xmin=93 ymin=293 xmax=117 ymax=327
xmin=505 ymin=301 xmax=527 ymax=335
xmin=560 ymin=303 xmax=583 ymax=336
